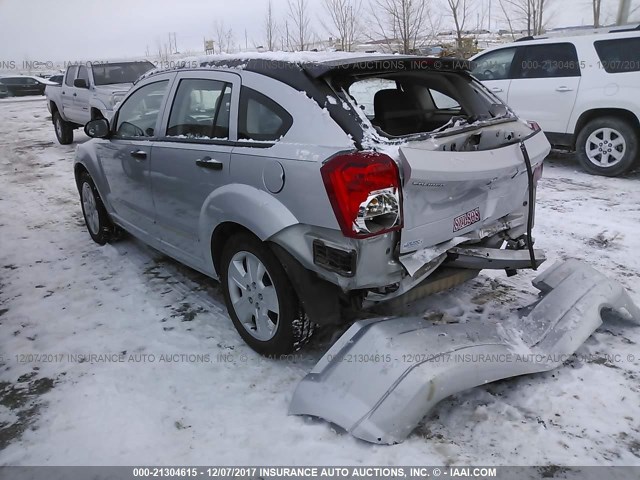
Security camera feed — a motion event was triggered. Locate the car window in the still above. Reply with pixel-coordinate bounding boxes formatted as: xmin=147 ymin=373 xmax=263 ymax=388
xmin=167 ymin=79 xmax=232 ymax=140
xmin=114 ymin=80 xmax=169 ymax=138
xmin=515 ymin=43 xmax=581 ymax=79
xmin=348 ymin=78 xmax=397 ymax=117
xmin=472 ymin=48 xmax=517 ymax=80
xmin=594 ymin=37 xmax=640 ymax=74
xmin=77 ymin=66 xmax=90 ymax=84
xmin=238 ymin=87 xmax=292 ymax=142
xmin=65 ymin=67 xmax=78 ymax=87
xmin=92 ymin=62 xmax=155 ymax=86
xmin=25 ymin=78 xmax=38 ymax=85
xmin=430 ymin=89 xmax=461 ymax=110
xmin=2 ymin=78 xmax=24 ymax=85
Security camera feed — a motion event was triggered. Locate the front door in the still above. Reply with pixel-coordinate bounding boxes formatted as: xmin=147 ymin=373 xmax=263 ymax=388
xmin=150 ymin=71 xmax=240 ymax=262
xmin=98 ymin=78 xmax=172 ymax=235
xmin=61 ymin=66 xmax=77 ymax=117
xmin=472 ymin=46 xmax=517 ymax=104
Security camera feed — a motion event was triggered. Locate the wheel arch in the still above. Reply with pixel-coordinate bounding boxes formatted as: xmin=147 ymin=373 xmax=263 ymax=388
xmin=49 ymin=101 xmax=59 ymax=117
xmin=210 ymin=222 xmax=257 ymax=276
xmin=201 ymin=184 xmax=299 ymax=276
xmin=573 ymin=108 xmax=640 ymax=148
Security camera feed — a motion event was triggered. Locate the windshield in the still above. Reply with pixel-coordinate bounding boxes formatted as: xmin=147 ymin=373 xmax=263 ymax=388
xmin=91 ymin=62 xmax=154 ymax=86
xmin=338 ymin=71 xmax=511 ymax=138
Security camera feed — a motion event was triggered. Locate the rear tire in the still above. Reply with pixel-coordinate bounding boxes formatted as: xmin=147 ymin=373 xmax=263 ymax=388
xmin=220 ymin=233 xmax=314 ymax=356
xmin=576 ymin=117 xmax=638 ymax=177
xmin=53 ymin=112 xmax=74 ymax=145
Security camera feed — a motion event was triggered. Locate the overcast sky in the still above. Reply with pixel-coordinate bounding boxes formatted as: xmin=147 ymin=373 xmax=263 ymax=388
xmin=0 ymin=0 xmax=625 ymax=62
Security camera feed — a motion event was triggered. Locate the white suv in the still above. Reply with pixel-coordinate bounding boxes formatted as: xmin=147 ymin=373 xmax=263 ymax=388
xmin=471 ymin=26 xmax=640 ymax=176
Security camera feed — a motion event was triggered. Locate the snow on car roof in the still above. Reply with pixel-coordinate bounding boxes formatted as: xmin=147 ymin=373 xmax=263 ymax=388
xmin=139 ymin=51 xmax=473 ymax=83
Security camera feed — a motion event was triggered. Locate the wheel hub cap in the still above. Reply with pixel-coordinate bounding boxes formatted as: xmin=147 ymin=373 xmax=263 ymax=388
xmin=227 ymin=251 xmax=280 ymax=341
xmin=586 ymin=127 xmax=626 ymax=167
xmin=81 ymin=182 xmax=100 ymax=235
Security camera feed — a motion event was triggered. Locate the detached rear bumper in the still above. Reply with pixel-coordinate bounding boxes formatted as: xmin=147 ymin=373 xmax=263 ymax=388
xmin=289 ymin=260 xmax=640 ymax=444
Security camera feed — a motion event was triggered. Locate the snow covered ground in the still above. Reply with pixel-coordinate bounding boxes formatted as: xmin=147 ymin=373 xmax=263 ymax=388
xmin=0 ymin=98 xmax=639 ymax=467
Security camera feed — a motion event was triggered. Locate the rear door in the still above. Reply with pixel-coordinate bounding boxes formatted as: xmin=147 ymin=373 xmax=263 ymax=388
xmin=150 ymin=71 xmax=239 ymax=262
xmin=73 ymin=65 xmax=92 ymax=124
xmin=471 ymin=47 xmax=517 ymax=103
xmin=61 ymin=66 xmax=77 ymax=118
xmin=507 ymin=43 xmax=582 ymax=134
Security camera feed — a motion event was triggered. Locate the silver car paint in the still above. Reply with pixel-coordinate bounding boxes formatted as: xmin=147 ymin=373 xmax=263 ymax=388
xmin=75 ymin=66 xmax=549 ymax=292
xmin=289 ymin=259 xmax=640 ymax=444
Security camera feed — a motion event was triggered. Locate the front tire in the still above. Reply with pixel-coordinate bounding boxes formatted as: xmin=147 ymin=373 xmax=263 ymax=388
xmin=53 ymin=112 xmax=74 ymax=145
xmin=79 ymin=172 xmax=117 ymax=245
xmin=576 ymin=117 xmax=638 ymax=177
xmin=220 ymin=233 xmax=314 ymax=356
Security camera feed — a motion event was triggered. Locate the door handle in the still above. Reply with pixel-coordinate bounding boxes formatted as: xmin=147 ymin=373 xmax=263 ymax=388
xmin=196 ymin=157 xmax=223 ymax=171
xmin=556 ymin=86 xmax=573 ymax=92
xmin=490 ymin=87 xmax=503 ymax=93
xmin=130 ymin=150 xmax=148 ymax=160
xmin=73 ymin=93 xmax=77 ymax=97
xmin=62 ymin=91 xmax=65 ymax=95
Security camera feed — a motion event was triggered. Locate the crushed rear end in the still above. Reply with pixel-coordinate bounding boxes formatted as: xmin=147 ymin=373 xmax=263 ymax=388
xmin=315 ymin=57 xmax=550 ymax=298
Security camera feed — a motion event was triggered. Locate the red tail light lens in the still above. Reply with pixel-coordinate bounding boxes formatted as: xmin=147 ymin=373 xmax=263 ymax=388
xmin=533 ymin=162 xmax=544 ymax=182
xmin=321 ymin=152 xmax=402 ymax=239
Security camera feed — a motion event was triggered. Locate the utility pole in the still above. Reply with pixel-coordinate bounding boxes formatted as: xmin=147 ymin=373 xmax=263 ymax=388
xmin=617 ymin=0 xmax=631 ymax=25
xmin=488 ymin=0 xmax=492 ymax=32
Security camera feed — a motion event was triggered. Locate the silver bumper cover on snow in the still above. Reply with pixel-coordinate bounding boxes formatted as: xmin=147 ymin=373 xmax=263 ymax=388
xmin=289 ymin=260 xmax=640 ymax=444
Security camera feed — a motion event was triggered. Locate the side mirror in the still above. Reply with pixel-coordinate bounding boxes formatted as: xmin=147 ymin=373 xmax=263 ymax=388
xmin=85 ymin=118 xmax=110 ymax=139
xmin=74 ymin=78 xmax=89 ymax=89
xmin=489 ymin=103 xmax=509 ymax=118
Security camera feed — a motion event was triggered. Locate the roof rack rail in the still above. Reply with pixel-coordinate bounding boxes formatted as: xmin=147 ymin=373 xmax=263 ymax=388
xmin=514 ymin=35 xmax=536 ymax=42
xmin=610 ymin=24 xmax=640 ymax=33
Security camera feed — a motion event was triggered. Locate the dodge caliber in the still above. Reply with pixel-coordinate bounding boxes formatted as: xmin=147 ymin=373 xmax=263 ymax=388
xmin=75 ymin=54 xmax=550 ymax=355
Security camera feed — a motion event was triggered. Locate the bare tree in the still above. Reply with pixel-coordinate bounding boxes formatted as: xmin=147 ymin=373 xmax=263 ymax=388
xmin=445 ymin=0 xmax=475 ymax=54
xmin=369 ymin=0 xmax=435 ymax=54
xmin=591 ymin=0 xmax=602 ymax=27
xmin=499 ymin=0 xmax=551 ymax=36
xmin=321 ymin=0 xmax=363 ymax=52
xmin=288 ymin=0 xmax=313 ymax=51
xmin=265 ymin=0 xmax=278 ymax=51
xmin=214 ymin=20 xmax=235 ymax=53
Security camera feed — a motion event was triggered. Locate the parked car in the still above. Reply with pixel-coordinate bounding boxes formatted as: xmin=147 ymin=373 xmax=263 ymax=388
xmin=75 ymin=54 xmax=549 ymax=355
xmin=0 ymin=75 xmax=51 ymax=97
xmin=48 ymin=74 xmax=64 ymax=85
xmin=0 ymin=83 xmax=8 ymax=99
xmin=45 ymin=61 xmax=155 ymax=145
xmin=471 ymin=26 xmax=640 ymax=176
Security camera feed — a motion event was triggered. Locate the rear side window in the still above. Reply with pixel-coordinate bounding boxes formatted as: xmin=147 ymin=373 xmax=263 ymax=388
xmin=65 ymin=66 xmax=78 ymax=87
xmin=167 ymin=79 xmax=232 ymax=140
xmin=514 ymin=43 xmax=581 ymax=79
xmin=594 ymin=38 xmax=640 ymax=73
xmin=472 ymin=47 xmax=517 ymax=80
xmin=238 ymin=87 xmax=292 ymax=142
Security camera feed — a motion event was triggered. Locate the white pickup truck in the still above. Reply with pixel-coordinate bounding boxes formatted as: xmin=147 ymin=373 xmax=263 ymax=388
xmin=45 ymin=61 xmax=154 ymax=144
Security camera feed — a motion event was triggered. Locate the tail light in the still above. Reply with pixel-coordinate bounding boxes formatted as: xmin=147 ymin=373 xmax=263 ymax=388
xmin=527 ymin=121 xmax=541 ymax=132
xmin=321 ymin=152 xmax=402 ymax=239
xmin=533 ymin=163 xmax=544 ymax=182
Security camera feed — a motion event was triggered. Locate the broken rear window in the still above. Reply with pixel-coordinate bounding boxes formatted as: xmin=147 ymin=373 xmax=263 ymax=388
xmin=339 ymin=71 xmax=506 ymax=138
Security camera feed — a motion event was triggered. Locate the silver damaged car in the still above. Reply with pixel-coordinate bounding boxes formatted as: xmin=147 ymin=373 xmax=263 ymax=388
xmin=75 ymin=54 xmax=550 ymax=355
